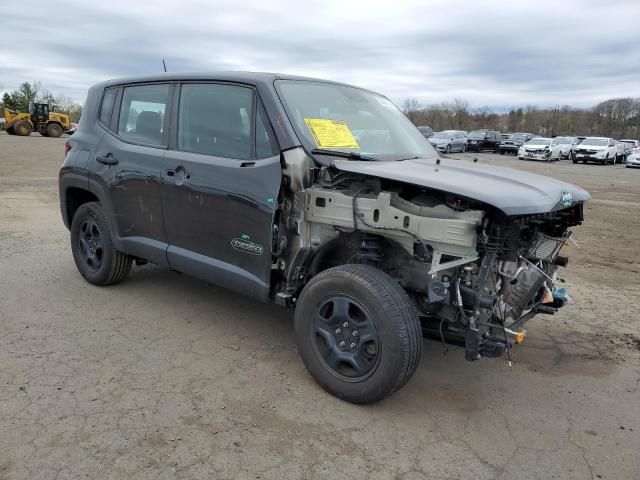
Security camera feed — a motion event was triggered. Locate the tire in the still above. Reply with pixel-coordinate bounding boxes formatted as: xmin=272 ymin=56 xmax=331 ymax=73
xmin=70 ymin=202 xmax=132 ymax=286
xmin=46 ymin=122 xmax=63 ymax=138
xmin=294 ymin=264 xmax=422 ymax=404
xmin=462 ymin=143 xmax=467 ymax=153
xmin=6 ymin=127 xmax=15 ymax=135
xmin=499 ymin=150 xmax=504 ymax=155
xmin=13 ymin=121 xmax=32 ymax=136
xmin=572 ymin=159 xmax=578 ymax=164
xmin=601 ymin=156 xmax=607 ymax=165
xmin=445 ymin=144 xmax=451 ymax=154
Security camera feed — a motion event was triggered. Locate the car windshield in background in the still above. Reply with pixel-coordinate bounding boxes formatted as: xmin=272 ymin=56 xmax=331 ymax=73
xmin=433 ymin=132 xmax=454 ymax=138
xmin=581 ymin=139 xmax=608 ymax=146
xmin=528 ymin=138 xmax=551 ymax=146
xmin=554 ymin=138 xmax=572 ymax=144
xmin=276 ymin=80 xmax=438 ymax=161
xmin=467 ymin=130 xmax=486 ymax=139
xmin=508 ymin=134 xmax=527 ymax=141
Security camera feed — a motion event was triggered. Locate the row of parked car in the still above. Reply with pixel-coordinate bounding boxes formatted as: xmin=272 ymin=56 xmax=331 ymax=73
xmin=419 ymin=127 xmax=640 ymax=167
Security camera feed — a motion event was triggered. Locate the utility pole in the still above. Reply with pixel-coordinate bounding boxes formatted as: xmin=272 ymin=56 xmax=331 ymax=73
xmin=551 ymin=104 xmax=559 ymax=137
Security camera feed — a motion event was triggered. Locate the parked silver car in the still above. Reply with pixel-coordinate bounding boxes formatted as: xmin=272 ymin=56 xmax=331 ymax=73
xmin=626 ymin=149 xmax=640 ymax=168
xmin=428 ymin=130 xmax=467 ymax=153
xmin=553 ymin=136 xmax=580 ymax=160
xmin=417 ymin=126 xmax=434 ymax=138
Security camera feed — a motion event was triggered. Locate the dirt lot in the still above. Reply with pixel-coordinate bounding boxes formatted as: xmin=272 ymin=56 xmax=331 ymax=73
xmin=1 ymin=131 xmax=639 ymax=480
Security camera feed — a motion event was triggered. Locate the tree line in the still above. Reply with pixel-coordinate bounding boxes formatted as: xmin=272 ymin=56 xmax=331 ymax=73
xmin=1 ymin=81 xmax=83 ymax=123
xmin=403 ymin=97 xmax=640 ymax=139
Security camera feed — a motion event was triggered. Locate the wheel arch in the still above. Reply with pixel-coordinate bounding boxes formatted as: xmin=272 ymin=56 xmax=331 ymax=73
xmin=59 ymin=174 xmax=122 ymax=250
xmin=64 ymin=187 xmax=99 ymax=228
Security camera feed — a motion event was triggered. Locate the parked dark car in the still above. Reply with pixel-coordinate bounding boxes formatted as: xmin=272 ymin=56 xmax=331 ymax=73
xmin=498 ymin=133 xmax=533 ymax=155
xmin=59 ymin=72 xmax=590 ymax=404
xmin=417 ymin=125 xmax=433 ymax=138
xmin=466 ymin=129 xmax=501 ymax=152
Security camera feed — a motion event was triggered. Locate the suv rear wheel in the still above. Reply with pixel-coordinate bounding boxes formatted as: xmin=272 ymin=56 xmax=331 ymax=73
xmin=294 ymin=264 xmax=422 ymax=404
xmin=70 ymin=202 xmax=132 ymax=285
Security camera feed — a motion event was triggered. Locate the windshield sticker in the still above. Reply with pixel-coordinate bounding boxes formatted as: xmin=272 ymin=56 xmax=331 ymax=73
xmin=231 ymin=234 xmax=264 ymax=256
xmin=304 ymin=118 xmax=360 ymax=149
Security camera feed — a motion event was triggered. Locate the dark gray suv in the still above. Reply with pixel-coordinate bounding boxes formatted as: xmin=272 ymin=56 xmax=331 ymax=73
xmin=60 ymin=73 xmax=589 ymax=403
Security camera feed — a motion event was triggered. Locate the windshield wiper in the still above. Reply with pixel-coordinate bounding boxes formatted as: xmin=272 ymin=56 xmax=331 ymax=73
xmin=311 ymin=149 xmax=379 ymax=162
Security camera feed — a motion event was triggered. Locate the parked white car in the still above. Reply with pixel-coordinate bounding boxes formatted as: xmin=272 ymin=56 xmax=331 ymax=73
xmin=553 ymin=136 xmax=580 ymax=160
xmin=573 ymin=137 xmax=617 ymax=165
xmin=626 ymin=149 xmax=640 ymax=168
xmin=615 ymin=142 xmax=627 ymax=164
xmin=518 ymin=137 xmax=561 ymax=162
xmin=620 ymin=139 xmax=639 ymax=149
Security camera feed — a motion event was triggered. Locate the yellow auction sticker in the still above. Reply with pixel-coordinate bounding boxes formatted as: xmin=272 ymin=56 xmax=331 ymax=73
xmin=304 ymin=118 xmax=360 ymax=149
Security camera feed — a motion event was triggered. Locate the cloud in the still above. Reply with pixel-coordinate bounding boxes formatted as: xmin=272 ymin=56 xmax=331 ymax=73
xmin=1 ymin=0 xmax=638 ymax=109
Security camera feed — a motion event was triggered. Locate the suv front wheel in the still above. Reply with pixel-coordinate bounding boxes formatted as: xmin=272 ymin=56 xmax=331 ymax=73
xmin=70 ymin=202 xmax=132 ymax=286
xmin=294 ymin=264 xmax=422 ymax=404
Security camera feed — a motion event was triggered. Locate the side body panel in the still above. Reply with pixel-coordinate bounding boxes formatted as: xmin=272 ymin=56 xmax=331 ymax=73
xmin=161 ymin=151 xmax=281 ymax=300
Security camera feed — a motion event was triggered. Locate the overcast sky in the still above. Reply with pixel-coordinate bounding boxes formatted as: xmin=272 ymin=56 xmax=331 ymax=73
xmin=1 ymin=0 xmax=638 ymax=110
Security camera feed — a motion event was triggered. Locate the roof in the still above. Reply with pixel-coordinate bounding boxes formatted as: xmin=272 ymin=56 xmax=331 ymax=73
xmin=97 ymin=71 xmax=373 ymax=93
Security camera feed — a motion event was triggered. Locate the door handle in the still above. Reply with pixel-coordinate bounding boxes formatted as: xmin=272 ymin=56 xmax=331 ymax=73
xmin=96 ymin=153 xmax=118 ymax=165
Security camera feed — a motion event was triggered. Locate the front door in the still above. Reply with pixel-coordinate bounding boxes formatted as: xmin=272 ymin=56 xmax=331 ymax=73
xmin=161 ymin=82 xmax=281 ymax=301
xmin=94 ymin=83 xmax=172 ymax=264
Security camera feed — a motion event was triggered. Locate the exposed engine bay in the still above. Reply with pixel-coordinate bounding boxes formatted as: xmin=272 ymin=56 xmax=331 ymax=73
xmin=273 ymin=148 xmax=585 ymax=361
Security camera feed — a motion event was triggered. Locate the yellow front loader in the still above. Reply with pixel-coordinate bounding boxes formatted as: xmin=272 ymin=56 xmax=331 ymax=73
xmin=2 ymin=103 xmax=70 ymax=137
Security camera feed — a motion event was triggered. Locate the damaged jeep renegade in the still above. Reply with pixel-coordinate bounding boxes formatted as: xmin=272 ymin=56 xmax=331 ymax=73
xmin=60 ymin=73 xmax=590 ymax=403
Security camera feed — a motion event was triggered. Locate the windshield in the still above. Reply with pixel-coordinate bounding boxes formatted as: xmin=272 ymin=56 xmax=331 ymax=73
xmin=527 ymin=138 xmax=551 ymax=146
xmin=581 ymin=138 xmax=608 ymax=146
xmin=554 ymin=137 xmax=572 ymax=144
xmin=467 ymin=130 xmax=486 ymax=139
xmin=276 ymin=80 xmax=438 ymax=161
xmin=433 ymin=131 xmax=454 ymax=138
xmin=508 ymin=134 xmax=526 ymax=141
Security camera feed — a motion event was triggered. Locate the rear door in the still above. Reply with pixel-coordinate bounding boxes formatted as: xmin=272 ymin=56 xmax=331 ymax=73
xmin=161 ymin=82 xmax=281 ymax=301
xmin=94 ymin=83 xmax=172 ymax=264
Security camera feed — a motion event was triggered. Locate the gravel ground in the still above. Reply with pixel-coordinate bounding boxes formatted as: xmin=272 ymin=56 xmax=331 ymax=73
xmin=1 ymin=131 xmax=639 ymax=480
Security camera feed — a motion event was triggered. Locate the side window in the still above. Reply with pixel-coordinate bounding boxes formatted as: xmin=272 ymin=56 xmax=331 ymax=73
xmin=178 ymin=83 xmax=276 ymax=160
xmin=117 ymin=84 xmax=169 ymax=146
xmin=178 ymin=83 xmax=253 ymax=159
xmin=98 ymin=88 xmax=117 ymax=127
xmin=255 ymin=106 xmax=278 ymax=158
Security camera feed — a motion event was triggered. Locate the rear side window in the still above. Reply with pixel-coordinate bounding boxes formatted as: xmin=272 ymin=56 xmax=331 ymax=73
xmin=178 ymin=83 xmax=276 ymax=160
xmin=98 ymin=88 xmax=117 ymax=127
xmin=117 ymin=84 xmax=169 ymax=146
